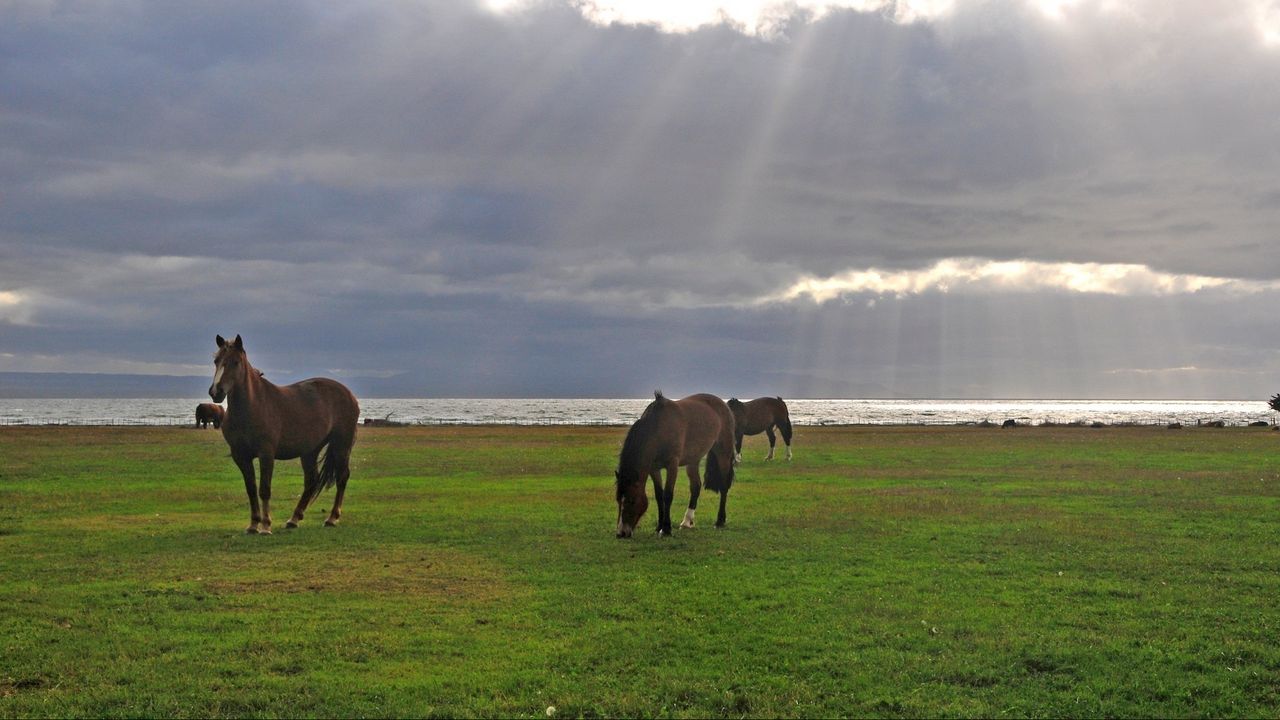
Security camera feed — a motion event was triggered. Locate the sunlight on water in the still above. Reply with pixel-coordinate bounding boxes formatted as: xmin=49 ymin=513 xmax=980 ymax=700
xmin=0 ymin=398 xmax=1272 ymax=427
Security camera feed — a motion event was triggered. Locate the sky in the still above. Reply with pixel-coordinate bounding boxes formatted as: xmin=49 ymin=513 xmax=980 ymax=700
xmin=3 ymin=0 xmax=1280 ymax=399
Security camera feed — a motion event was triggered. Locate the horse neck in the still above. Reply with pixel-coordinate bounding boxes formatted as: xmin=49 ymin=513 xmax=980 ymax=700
xmin=226 ymin=360 xmax=276 ymax=416
xmin=619 ymin=423 xmax=661 ymax=481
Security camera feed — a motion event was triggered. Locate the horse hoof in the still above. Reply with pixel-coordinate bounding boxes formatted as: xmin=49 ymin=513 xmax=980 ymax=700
xmin=324 ymin=519 xmax=338 ymax=527
xmin=244 ymin=527 xmax=259 ymax=534
xmin=259 ymin=528 xmax=272 ymax=535
xmin=284 ymin=521 xmax=298 ymax=529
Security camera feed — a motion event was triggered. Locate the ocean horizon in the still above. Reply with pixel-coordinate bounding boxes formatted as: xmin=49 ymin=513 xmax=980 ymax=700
xmin=1 ymin=397 xmax=1274 ymax=428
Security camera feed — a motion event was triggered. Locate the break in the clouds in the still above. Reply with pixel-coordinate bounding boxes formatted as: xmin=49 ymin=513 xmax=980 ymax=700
xmin=768 ymin=259 xmax=1280 ymax=303
xmin=3 ymin=0 xmax=1280 ymax=398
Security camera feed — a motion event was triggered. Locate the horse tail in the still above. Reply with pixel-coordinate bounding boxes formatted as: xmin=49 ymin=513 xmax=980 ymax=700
xmin=704 ymin=445 xmax=735 ymax=494
xmin=311 ymin=432 xmax=352 ymax=502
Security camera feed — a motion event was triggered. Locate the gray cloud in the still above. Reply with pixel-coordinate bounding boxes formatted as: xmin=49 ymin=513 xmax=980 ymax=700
xmin=3 ymin=0 xmax=1280 ymax=397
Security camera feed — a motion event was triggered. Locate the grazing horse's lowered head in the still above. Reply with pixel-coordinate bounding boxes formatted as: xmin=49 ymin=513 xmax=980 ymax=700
xmin=615 ymin=467 xmax=648 ymax=539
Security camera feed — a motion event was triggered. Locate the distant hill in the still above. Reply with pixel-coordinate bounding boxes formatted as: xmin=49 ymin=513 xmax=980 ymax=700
xmin=0 ymin=371 xmax=433 ymax=399
xmin=0 ymin=372 xmax=211 ymax=399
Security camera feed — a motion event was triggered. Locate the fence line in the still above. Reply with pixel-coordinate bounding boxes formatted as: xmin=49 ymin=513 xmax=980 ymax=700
xmin=0 ymin=416 xmax=1265 ymax=428
xmin=0 ymin=416 xmax=635 ymax=427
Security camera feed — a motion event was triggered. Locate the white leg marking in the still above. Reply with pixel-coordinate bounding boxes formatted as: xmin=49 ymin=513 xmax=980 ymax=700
xmin=786 ymin=445 xmax=793 ymax=461
xmin=765 ymin=447 xmax=774 ymax=461
xmin=734 ymin=452 xmax=742 ymax=465
xmin=680 ymin=508 xmax=696 ymax=529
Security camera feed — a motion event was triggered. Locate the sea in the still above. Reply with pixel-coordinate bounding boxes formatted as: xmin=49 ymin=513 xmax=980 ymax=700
xmin=0 ymin=398 xmax=1273 ymax=428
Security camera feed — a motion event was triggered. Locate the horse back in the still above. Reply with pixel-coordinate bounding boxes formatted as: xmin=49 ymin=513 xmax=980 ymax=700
xmin=673 ymin=394 xmax=734 ymax=464
xmin=742 ymin=396 xmax=788 ymax=434
xmin=227 ymin=377 xmax=359 ymax=460
xmin=276 ymin=377 xmax=359 ymax=432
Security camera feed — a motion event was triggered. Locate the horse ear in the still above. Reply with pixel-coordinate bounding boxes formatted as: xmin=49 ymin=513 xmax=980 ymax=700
xmin=216 ymin=334 xmax=225 ymax=347
xmin=233 ymin=334 xmax=243 ymax=350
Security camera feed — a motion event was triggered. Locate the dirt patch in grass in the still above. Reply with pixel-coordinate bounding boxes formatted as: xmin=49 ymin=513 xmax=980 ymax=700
xmin=0 ymin=675 xmax=50 ymax=698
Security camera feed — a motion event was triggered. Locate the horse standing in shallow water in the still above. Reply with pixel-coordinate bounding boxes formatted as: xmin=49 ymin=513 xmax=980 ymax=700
xmin=727 ymin=397 xmax=793 ymax=462
xmin=195 ymin=403 xmax=224 ymax=429
xmin=615 ymin=391 xmax=736 ymax=538
xmin=209 ymin=334 xmax=359 ymax=534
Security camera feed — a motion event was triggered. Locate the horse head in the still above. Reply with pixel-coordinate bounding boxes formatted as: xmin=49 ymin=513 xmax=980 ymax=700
xmin=614 ymin=468 xmax=648 ymax=538
xmin=210 ymin=334 xmax=248 ymax=403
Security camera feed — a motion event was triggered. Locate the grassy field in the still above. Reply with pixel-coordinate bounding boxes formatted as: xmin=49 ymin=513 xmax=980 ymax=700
xmin=2 ymin=424 xmax=1279 ymax=718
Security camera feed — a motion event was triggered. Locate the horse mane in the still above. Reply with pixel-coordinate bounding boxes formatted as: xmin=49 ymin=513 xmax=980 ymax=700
xmin=616 ymin=391 xmax=671 ymax=490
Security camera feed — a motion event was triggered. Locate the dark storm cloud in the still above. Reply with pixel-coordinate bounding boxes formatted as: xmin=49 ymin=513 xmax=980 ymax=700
xmin=3 ymin=0 xmax=1280 ymax=396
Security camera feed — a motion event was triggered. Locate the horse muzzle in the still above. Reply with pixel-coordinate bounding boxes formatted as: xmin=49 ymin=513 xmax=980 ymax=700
xmin=209 ymin=385 xmax=226 ymax=403
xmin=616 ymin=522 xmax=634 ymax=539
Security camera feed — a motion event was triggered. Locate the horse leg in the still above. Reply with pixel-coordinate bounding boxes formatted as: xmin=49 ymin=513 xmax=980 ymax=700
xmin=680 ymin=461 xmax=701 ymax=529
xmin=649 ymin=470 xmax=666 ymax=535
xmin=780 ymin=418 xmax=793 ymax=461
xmin=286 ymin=451 xmax=319 ymax=529
xmin=734 ymin=433 xmax=743 ymax=465
xmin=257 ymin=454 xmax=275 ymax=535
xmin=715 ymin=485 xmax=730 ymax=528
xmin=325 ymin=448 xmax=352 ymax=527
xmin=764 ymin=427 xmax=777 ymax=460
xmin=660 ymin=463 xmax=679 ymax=535
xmin=235 ymin=454 xmax=262 ymax=534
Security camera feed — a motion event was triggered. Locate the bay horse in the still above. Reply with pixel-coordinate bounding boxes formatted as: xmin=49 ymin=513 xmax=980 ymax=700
xmin=195 ymin=402 xmax=224 ymax=429
xmin=615 ymin=391 xmax=736 ymax=538
xmin=727 ymin=396 xmax=793 ymax=462
xmin=209 ymin=334 xmax=359 ymax=534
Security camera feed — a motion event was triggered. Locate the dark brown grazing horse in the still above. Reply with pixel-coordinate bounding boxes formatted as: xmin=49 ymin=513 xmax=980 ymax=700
xmin=727 ymin=396 xmax=793 ymax=462
xmin=195 ymin=402 xmax=225 ymax=429
xmin=209 ymin=334 xmax=359 ymax=534
xmin=615 ymin=391 xmax=736 ymax=538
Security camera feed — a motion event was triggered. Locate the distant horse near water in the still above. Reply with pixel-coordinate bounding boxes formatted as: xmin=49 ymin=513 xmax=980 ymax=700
xmin=727 ymin=396 xmax=793 ymax=462
xmin=614 ymin=391 xmax=736 ymax=538
xmin=195 ymin=403 xmax=224 ymax=429
xmin=209 ymin=334 xmax=360 ymax=534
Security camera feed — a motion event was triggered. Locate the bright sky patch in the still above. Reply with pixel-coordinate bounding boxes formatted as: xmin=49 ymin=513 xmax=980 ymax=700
xmin=484 ymin=0 xmax=956 ymax=33
xmin=766 ymin=259 xmax=1280 ymax=303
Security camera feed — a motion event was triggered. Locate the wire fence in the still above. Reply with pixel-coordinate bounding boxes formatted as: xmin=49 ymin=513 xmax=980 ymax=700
xmin=0 ymin=416 xmax=1271 ymax=428
xmin=0 ymin=416 xmax=635 ymax=427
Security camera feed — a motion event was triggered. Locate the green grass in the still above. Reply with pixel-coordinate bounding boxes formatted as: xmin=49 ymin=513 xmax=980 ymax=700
xmin=2 ymin=424 xmax=1280 ymax=718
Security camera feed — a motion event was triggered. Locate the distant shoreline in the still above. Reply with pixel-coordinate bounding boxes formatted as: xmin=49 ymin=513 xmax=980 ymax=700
xmin=2 ymin=397 xmax=1273 ymax=429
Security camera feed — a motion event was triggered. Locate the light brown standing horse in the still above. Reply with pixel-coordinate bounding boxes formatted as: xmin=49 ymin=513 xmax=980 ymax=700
xmin=615 ymin=391 xmax=736 ymax=538
xmin=195 ymin=402 xmax=224 ymax=429
xmin=727 ymin=396 xmax=793 ymax=462
xmin=209 ymin=334 xmax=359 ymax=534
